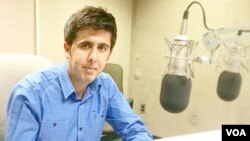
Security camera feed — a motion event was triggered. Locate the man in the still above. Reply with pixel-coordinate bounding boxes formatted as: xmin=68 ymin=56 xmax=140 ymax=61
xmin=5 ymin=6 xmax=153 ymax=141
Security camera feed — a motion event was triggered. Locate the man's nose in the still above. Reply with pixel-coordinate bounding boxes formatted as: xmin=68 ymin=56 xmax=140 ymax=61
xmin=88 ymin=48 xmax=98 ymax=63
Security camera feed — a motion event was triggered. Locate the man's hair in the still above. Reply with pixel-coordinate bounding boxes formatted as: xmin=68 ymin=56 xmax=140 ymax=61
xmin=64 ymin=6 xmax=117 ymax=49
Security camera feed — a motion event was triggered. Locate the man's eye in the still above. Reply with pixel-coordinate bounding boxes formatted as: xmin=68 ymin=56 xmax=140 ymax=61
xmin=80 ymin=43 xmax=89 ymax=49
xmin=98 ymin=45 xmax=109 ymax=52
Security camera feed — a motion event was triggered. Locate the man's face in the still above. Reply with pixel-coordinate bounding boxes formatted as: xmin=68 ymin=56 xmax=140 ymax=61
xmin=64 ymin=27 xmax=112 ymax=85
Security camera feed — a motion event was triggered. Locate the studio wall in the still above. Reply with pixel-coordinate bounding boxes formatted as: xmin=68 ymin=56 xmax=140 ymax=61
xmin=0 ymin=0 xmax=35 ymax=53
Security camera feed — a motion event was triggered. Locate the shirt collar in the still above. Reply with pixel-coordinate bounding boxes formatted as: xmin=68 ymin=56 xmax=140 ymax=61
xmin=58 ymin=61 xmax=75 ymax=99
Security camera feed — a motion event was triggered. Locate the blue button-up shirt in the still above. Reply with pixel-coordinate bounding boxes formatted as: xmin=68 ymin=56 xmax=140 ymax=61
xmin=5 ymin=62 xmax=153 ymax=141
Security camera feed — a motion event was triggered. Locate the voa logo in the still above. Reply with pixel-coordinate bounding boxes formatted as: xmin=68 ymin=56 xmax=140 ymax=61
xmin=226 ymin=129 xmax=246 ymax=136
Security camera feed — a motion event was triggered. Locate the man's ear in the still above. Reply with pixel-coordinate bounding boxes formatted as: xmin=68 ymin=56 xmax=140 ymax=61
xmin=64 ymin=42 xmax=71 ymax=58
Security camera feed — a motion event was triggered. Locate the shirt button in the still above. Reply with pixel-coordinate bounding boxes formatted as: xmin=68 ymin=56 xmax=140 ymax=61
xmin=79 ymin=127 xmax=83 ymax=131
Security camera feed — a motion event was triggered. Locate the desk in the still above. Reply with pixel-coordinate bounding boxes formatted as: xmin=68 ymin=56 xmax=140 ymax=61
xmin=154 ymin=130 xmax=221 ymax=141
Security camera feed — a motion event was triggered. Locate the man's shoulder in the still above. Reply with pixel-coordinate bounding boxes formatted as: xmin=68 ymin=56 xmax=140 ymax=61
xmin=10 ymin=63 xmax=66 ymax=101
xmin=16 ymin=63 xmax=62 ymax=88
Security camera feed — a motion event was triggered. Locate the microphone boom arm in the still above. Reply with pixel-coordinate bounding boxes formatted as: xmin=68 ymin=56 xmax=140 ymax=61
xmin=203 ymin=24 xmax=250 ymax=72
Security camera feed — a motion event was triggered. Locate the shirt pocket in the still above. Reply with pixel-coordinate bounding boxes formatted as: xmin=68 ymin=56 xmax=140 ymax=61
xmin=38 ymin=120 xmax=69 ymax=141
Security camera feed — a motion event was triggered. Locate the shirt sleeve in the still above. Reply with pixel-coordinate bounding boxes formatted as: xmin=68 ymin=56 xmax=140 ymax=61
xmin=5 ymin=85 xmax=41 ymax=141
xmin=105 ymin=78 xmax=153 ymax=141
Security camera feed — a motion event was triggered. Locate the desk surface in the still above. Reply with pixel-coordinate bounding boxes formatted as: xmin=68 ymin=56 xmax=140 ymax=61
xmin=154 ymin=130 xmax=221 ymax=141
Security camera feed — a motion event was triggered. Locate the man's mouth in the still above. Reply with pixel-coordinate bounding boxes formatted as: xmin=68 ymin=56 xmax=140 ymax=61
xmin=83 ymin=66 xmax=98 ymax=72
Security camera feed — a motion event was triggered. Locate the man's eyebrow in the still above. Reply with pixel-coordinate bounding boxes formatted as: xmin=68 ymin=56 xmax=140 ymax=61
xmin=77 ymin=40 xmax=92 ymax=45
xmin=99 ymin=43 xmax=110 ymax=47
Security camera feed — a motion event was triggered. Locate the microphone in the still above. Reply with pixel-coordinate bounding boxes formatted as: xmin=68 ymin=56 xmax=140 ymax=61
xmin=217 ymin=45 xmax=244 ymax=101
xmin=217 ymin=71 xmax=242 ymax=101
xmin=203 ymin=26 xmax=250 ymax=101
xmin=160 ymin=10 xmax=198 ymax=113
xmin=160 ymin=35 xmax=194 ymax=113
xmin=160 ymin=74 xmax=192 ymax=113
